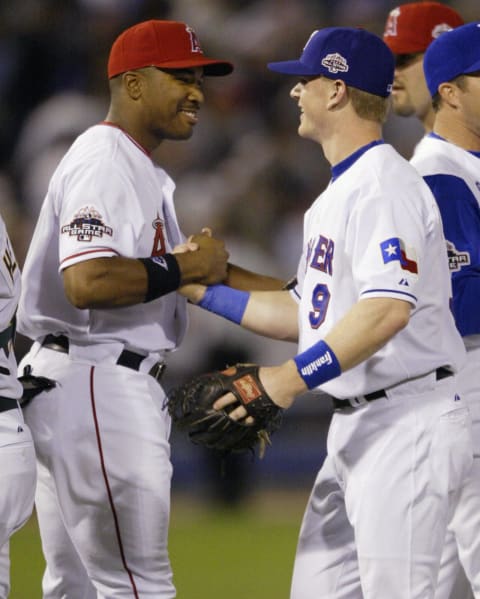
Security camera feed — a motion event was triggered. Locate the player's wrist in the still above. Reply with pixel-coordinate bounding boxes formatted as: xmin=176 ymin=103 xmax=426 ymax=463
xmin=197 ymin=284 xmax=249 ymax=324
xmin=138 ymin=254 xmax=181 ymax=302
xmin=294 ymin=340 xmax=341 ymax=390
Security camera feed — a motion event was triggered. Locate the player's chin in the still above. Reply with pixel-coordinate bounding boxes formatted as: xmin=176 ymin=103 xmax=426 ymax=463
xmin=391 ymin=98 xmax=414 ymax=118
xmin=297 ymin=122 xmax=312 ymax=140
xmin=166 ymin=127 xmax=195 ymax=141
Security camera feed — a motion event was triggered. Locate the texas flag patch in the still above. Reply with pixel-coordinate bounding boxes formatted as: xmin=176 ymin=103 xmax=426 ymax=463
xmin=380 ymin=237 xmax=418 ymax=273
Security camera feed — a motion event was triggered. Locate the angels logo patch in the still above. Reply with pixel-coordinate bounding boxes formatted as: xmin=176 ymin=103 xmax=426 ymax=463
xmin=61 ymin=206 xmax=113 ymax=242
xmin=383 ymin=7 xmax=401 ymax=37
xmin=151 ymin=214 xmax=167 ymax=256
xmin=185 ymin=25 xmax=203 ymax=54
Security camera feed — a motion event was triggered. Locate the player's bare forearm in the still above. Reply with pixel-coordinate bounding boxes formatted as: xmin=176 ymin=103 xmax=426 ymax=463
xmin=242 ymin=290 xmax=298 ymax=341
xmin=224 ymin=263 xmax=286 ymax=291
xmin=185 ymin=228 xmax=286 ymax=291
xmin=62 ymin=235 xmax=229 ymax=309
xmin=179 ymin=283 xmax=299 ymax=342
xmin=324 ymin=297 xmax=411 ymax=371
xmin=63 ymin=257 xmax=150 ymax=308
xmin=213 ymin=297 xmax=412 ymax=420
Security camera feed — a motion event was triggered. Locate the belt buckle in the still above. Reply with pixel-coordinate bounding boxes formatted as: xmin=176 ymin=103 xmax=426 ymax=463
xmin=349 ymin=395 xmax=368 ymax=407
xmin=149 ymin=362 xmax=166 ymax=382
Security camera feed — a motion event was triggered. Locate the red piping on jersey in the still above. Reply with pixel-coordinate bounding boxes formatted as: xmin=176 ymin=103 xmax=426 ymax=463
xmin=89 ymin=367 xmax=140 ymax=598
xmin=60 ymin=248 xmax=120 ymax=266
xmin=100 ymin=121 xmax=151 ymax=157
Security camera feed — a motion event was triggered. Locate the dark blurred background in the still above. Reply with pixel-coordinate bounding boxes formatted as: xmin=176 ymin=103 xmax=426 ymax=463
xmin=3 ymin=0 xmax=476 ymax=507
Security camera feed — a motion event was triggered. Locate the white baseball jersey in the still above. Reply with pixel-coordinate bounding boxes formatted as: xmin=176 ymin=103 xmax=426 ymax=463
xmin=411 ymin=133 xmax=480 ymax=342
xmin=18 ymin=122 xmax=187 ymax=354
xmin=411 ymin=133 xmax=480 ymax=599
xmin=0 ymin=218 xmax=36 ymax=597
xmin=293 ymin=141 xmax=465 ymax=399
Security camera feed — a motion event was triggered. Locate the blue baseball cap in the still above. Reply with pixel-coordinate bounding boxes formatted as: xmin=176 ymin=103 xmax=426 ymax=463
xmin=423 ymin=22 xmax=480 ymax=96
xmin=267 ymin=27 xmax=394 ymax=98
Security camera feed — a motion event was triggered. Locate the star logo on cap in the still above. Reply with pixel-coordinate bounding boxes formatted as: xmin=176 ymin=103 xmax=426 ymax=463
xmin=321 ymin=53 xmax=349 ymax=74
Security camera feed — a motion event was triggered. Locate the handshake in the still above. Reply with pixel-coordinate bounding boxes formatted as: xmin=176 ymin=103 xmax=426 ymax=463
xmin=172 ymin=227 xmax=229 ymax=290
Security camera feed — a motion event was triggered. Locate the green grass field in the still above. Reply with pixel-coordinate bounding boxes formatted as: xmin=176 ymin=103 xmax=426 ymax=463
xmin=9 ymin=491 xmax=306 ymax=599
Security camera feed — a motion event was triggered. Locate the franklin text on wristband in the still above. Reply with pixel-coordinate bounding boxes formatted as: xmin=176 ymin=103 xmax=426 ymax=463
xmin=294 ymin=339 xmax=341 ymax=390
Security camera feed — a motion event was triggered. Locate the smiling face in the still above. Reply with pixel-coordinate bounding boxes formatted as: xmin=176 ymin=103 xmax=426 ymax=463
xmin=289 ymin=75 xmax=333 ymax=143
xmin=107 ymin=65 xmax=207 ymax=151
xmin=140 ymin=67 xmax=205 ymax=142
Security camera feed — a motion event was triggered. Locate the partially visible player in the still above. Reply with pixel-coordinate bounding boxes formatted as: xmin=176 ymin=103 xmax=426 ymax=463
xmin=383 ymin=1 xmax=463 ymax=132
xmin=179 ymin=27 xmax=474 ymax=599
xmin=384 ymin=5 xmax=477 ymax=599
xmin=0 ymin=217 xmax=36 ymax=598
xmin=409 ymin=22 xmax=480 ymax=599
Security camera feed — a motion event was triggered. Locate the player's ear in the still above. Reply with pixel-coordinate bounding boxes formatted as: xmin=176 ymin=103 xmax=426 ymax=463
xmin=327 ymin=79 xmax=347 ymax=110
xmin=123 ymin=71 xmax=144 ymax=100
xmin=437 ymin=81 xmax=460 ymax=109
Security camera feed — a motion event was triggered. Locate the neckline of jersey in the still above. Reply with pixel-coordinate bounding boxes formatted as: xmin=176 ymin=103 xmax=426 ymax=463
xmin=428 ymin=132 xmax=480 ymax=158
xmin=100 ymin=121 xmax=151 ymax=157
xmin=331 ymin=139 xmax=385 ymax=182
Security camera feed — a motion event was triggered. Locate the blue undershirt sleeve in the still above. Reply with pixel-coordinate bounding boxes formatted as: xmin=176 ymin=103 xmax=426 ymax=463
xmin=423 ymin=174 xmax=480 ymax=336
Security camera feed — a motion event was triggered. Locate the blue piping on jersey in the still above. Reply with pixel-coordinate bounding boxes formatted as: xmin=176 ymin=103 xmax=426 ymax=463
xmin=331 ymin=140 xmax=385 ymax=182
xmin=428 ymin=132 xmax=480 ymax=159
xmin=361 ymin=288 xmax=417 ymax=302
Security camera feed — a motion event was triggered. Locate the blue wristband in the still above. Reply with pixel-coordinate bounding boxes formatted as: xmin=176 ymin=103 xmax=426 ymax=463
xmin=294 ymin=340 xmax=341 ymax=390
xmin=198 ymin=284 xmax=249 ymax=325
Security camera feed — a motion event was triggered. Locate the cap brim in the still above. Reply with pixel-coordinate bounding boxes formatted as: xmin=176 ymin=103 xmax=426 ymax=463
xmin=267 ymin=60 xmax=321 ymax=76
xmin=157 ymin=58 xmax=233 ymax=76
xmin=384 ymin=39 xmax=427 ymax=55
xmin=427 ymin=57 xmax=480 ymax=96
xmin=464 ymin=60 xmax=480 ymax=77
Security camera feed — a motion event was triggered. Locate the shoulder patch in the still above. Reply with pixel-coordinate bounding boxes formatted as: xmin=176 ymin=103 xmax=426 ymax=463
xmin=447 ymin=240 xmax=470 ymax=272
xmin=61 ymin=206 xmax=113 ymax=242
xmin=380 ymin=237 xmax=418 ymax=274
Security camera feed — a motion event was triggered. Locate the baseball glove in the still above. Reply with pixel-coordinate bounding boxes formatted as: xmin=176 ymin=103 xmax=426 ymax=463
xmin=166 ymin=364 xmax=283 ymax=457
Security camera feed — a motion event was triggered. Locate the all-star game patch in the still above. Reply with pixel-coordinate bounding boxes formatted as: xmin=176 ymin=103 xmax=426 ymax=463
xmin=446 ymin=240 xmax=470 ymax=272
xmin=61 ymin=206 xmax=113 ymax=242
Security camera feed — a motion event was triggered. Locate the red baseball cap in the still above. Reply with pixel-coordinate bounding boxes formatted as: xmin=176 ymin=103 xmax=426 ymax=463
xmin=108 ymin=20 xmax=233 ymax=78
xmin=383 ymin=2 xmax=464 ymax=55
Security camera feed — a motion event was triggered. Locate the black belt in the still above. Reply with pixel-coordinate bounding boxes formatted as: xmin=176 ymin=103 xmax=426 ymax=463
xmin=332 ymin=366 xmax=453 ymax=410
xmin=0 ymin=396 xmax=18 ymax=413
xmin=41 ymin=335 xmax=166 ymax=382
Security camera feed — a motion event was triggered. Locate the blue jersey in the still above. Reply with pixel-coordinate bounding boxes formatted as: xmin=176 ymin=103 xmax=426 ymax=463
xmin=411 ymin=134 xmax=480 ymax=338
